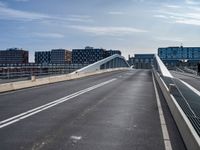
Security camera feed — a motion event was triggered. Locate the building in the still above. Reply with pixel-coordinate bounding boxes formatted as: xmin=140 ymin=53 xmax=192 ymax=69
xmin=158 ymin=46 xmax=200 ymax=67
xmin=0 ymin=48 xmax=28 ymax=64
xmin=106 ymin=50 xmax=121 ymax=57
xmin=128 ymin=54 xmax=155 ymax=69
xmin=72 ymin=46 xmax=106 ymax=64
xmin=35 ymin=51 xmax=51 ymax=64
xmin=64 ymin=50 xmax=72 ymax=64
xmin=51 ymin=49 xmax=72 ymax=64
xmin=72 ymin=47 xmax=122 ymax=64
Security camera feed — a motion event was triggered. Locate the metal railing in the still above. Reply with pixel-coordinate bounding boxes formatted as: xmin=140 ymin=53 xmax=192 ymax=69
xmin=0 ymin=64 xmax=88 ymax=83
xmin=153 ymin=54 xmax=200 ymax=150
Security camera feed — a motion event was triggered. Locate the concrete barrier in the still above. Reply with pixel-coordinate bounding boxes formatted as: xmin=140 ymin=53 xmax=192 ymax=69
xmin=0 ymin=68 xmax=129 ymax=93
xmin=0 ymin=83 xmax=13 ymax=93
xmin=12 ymin=80 xmax=37 ymax=90
xmin=153 ymin=69 xmax=200 ymax=150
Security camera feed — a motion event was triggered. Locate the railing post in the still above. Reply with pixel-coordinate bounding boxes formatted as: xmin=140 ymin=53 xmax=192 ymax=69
xmin=169 ymin=84 xmax=176 ymax=93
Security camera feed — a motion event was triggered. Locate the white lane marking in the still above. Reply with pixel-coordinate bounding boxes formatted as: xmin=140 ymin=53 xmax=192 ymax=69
xmin=0 ymin=78 xmax=117 ymax=129
xmin=152 ymin=74 xmax=173 ymax=150
xmin=0 ymin=82 xmax=108 ymax=125
xmin=179 ymin=79 xmax=200 ymax=97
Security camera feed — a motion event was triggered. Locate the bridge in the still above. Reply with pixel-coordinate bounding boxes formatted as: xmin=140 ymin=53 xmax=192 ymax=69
xmin=0 ymin=54 xmax=199 ymax=150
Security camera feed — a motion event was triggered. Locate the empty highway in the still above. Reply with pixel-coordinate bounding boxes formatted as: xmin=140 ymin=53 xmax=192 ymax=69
xmin=0 ymin=70 xmax=186 ymax=150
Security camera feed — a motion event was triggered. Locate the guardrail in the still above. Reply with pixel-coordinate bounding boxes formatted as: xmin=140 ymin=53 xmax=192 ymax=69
xmin=0 ymin=54 xmax=130 ymax=93
xmin=152 ymin=54 xmax=200 ymax=150
xmin=0 ymin=63 xmax=88 ymax=80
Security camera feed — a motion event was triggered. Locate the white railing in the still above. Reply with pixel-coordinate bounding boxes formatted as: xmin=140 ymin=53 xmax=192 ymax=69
xmin=71 ymin=54 xmax=130 ymax=74
xmin=154 ymin=55 xmax=173 ymax=78
xmin=152 ymin=55 xmax=200 ymax=150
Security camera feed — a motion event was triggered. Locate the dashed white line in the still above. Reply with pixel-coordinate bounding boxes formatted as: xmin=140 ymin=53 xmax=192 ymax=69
xmin=152 ymin=74 xmax=173 ymax=150
xmin=0 ymin=78 xmax=117 ymax=129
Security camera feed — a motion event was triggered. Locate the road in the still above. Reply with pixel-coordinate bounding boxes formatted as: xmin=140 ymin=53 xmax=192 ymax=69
xmin=171 ymin=71 xmax=200 ymax=91
xmin=0 ymin=69 xmax=186 ymax=150
xmin=170 ymin=71 xmax=200 ymax=123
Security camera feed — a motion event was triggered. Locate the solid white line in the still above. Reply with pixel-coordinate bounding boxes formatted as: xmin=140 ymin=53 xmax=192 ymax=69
xmin=152 ymin=74 xmax=173 ymax=150
xmin=178 ymin=79 xmax=200 ymax=97
xmin=0 ymin=78 xmax=117 ymax=129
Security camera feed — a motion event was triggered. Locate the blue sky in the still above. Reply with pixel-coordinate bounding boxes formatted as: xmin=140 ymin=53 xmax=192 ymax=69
xmin=0 ymin=0 xmax=200 ymax=62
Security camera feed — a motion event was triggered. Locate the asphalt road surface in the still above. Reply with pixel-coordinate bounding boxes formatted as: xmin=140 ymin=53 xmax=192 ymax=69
xmin=171 ymin=71 xmax=200 ymax=92
xmin=0 ymin=69 xmax=186 ymax=150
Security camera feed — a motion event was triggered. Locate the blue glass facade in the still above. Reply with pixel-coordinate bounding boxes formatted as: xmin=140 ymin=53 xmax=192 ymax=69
xmin=158 ymin=46 xmax=200 ymax=66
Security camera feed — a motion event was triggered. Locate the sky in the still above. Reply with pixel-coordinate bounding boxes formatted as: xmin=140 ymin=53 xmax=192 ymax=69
xmin=0 ymin=0 xmax=200 ymax=62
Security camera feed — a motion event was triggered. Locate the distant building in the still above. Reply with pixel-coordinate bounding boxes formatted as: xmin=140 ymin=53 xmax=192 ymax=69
xmin=72 ymin=47 xmax=122 ymax=64
xmin=51 ymin=49 xmax=72 ymax=64
xmin=35 ymin=51 xmax=51 ymax=64
xmin=72 ymin=46 xmax=106 ymax=64
xmin=64 ymin=50 xmax=72 ymax=64
xmin=158 ymin=46 xmax=200 ymax=66
xmin=128 ymin=54 xmax=155 ymax=69
xmin=0 ymin=48 xmax=28 ymax=64
xmin=106 ymin=50 xmax=121 ymax=57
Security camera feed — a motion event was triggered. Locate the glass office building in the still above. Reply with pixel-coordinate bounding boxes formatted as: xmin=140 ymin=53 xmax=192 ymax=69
xmin=158 ymin=46 xmax=200 ymax=66
xmin=106 ymin=50 xmax=121 ymax=57
xmin=0 ymin=48 xmax=28 ymax=64
xmin=72 ymin=47 xmax=121 ymax=64
xmin=51 ymin=49 xmax=72 ymax=64
xmin=35 ymin=51 xmax=51 ymax=64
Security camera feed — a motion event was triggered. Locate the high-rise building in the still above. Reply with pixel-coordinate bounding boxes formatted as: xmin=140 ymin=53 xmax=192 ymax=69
xmin=0 ymin=48 xmax=28 ymax=64
xmin=158 ymin=46 xmax=200 ymax=66
xmin=51 ymin=49 xmax=72 ymax=64
xmin=35 ymin=51 xmax=51 ymax=64
xmin=72 ymin=46 xmax=106 ymax=64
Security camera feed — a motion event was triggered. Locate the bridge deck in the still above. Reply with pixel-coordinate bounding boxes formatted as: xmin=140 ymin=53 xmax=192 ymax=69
xmin=0 ymin=70 xmax=186 ymax=150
